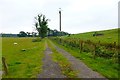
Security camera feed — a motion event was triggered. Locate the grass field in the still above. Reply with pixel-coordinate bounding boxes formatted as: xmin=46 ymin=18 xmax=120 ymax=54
xmin=2 ymin=37 xmax=45 ymax=78
xmin=63 ymin=28 xmax=119 ymax=45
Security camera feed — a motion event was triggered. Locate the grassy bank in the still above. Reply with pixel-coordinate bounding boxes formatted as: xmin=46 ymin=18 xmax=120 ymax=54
xmin=2 ymin=37 xmax=45 ymax=78
xmin=63 ymin=28 xmax=119 ymax=45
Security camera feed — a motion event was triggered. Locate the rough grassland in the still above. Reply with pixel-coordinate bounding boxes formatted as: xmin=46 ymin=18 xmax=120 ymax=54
xmin=63 ymin=28 xmax=119 ymax=45
xmin=2 ymin=37 xmax=45 ymax=78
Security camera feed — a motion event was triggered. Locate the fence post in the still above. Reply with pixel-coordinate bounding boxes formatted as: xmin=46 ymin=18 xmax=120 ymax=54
xmin=112 ymin=42 xmax=118 ymax=63
xmin=98 ymin=41 xmax=100 ymax=46
xmin=93 ymin=45 xmax=96 ymax=59
xmin=2 ymin=57 xmax=8 ymax=75
xmin=80 ymin=41 xmax=83 ymax=53
xmin=113 ymin=42 xmax=116 ymax=48
xmin=59 ymin=38 xmax=61 ymax=44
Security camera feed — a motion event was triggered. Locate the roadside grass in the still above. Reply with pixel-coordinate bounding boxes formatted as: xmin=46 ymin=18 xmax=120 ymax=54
xmin=2 ymin=37 xmax=45 ymax=78
xmin=51 ymin=39 xmax=118 ymax=78
xmin=47 ymin=39 xmax=77 ymax=78
xmin=63 ymin=28 xmax=119 ymax=45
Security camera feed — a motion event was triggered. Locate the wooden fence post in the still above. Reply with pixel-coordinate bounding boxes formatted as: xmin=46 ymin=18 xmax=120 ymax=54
xmin=98 ymin=41 xmax=100 ymax=46
xmin=2 ymin=57 xmax=8 ymax=75
xmin=113 ymin=42 xmax=116 ymax=48
xmin=112 ymin=42 xmax=118 ymax=63
xmin=80 ymin=41 xmax=83 ymax=53
xmin=93 ymin=45 xmax=96 ymax=59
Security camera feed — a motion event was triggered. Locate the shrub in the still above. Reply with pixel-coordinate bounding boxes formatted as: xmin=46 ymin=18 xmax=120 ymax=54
xmin=32 ymin=38 xmax=42 ymax=42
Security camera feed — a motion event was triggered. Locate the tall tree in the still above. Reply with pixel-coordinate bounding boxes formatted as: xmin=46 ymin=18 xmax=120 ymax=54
xmin=35 ymin=14 xmax=48 ymax=38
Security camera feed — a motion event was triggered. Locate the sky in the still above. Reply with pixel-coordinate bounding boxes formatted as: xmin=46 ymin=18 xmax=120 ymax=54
xmin=0 ymin=0 xmax=119 ymax=34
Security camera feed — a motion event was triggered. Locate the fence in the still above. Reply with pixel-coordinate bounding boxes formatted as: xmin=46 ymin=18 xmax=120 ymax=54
xmin=50 ymin=37 xmax=119 ymax=63
xmin=2 ymin=57 xmax=8 ymax=75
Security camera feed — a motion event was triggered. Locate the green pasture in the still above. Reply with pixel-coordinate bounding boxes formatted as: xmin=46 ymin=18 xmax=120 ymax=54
xmin=2 ymin=37 xmax=45 ymax=78
xmin=63 ymin=28 xmax=119 ymax=45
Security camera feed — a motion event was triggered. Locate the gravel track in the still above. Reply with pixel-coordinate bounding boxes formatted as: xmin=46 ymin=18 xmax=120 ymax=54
xmin=37 ymin=43 xmax=66 ymax=78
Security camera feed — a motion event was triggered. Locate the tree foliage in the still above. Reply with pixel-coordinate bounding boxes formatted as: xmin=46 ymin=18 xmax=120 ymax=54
xmin=17 ymin=31 xmax=27 ymax=37
xmin=47 ymin=29 xmax=69 ymax=37
xmin=17 ymin=31 xmax=37 ymax=37
xmin=35 ymin=14 xmax=48 ymax=38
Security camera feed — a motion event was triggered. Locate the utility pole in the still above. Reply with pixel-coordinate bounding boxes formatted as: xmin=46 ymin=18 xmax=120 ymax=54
xmin=59 ymin=8 xmax=62 ymax=43
xmin=59 ymin=8 xmax=61 ymax=34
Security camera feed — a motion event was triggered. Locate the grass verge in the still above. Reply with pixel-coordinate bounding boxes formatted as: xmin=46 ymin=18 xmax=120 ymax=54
xmin=47 ymin=39 xmax=77 ymax=78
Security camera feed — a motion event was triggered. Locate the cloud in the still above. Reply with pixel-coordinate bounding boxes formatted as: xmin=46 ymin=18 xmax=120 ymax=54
xmin=61 ymin=0 xmax=119 ymax=33
xmin=0 ymin=0 xmax=119 ymax=34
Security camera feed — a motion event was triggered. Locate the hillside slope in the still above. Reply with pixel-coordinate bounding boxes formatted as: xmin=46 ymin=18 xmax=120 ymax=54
xmin=64 ymin=28 xmax=119 ymax=45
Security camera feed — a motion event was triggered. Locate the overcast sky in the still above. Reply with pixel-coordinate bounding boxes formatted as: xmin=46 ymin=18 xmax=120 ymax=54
xmin=0 ymin=0 xmax=119 ymax=34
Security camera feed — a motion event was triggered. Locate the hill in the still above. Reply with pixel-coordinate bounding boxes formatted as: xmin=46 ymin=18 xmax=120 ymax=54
xmin=63 ymin=28 xmax=119 ymax=45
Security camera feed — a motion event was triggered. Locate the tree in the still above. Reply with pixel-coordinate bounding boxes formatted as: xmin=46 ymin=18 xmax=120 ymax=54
xmin=17 ymin=31 xmax=27 ymax=37
xmin=35 ymin=14 xmax=49 ymax=38
xmin=26 ymin=32 xmax=31 ymax=37
xmin=32 ymin=32 xmax=37 ymax=37
xmin=53 ymin=29 xmax=58 ymax=36
xmin=47 ymin=28 xmax=50 ymax=36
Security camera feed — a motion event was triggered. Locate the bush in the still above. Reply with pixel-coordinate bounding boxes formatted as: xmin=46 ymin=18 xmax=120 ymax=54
xmin=95 ymin=46 xmax=114 ymax=58
xmin=32 ymin=38 xmax=41 ymax=42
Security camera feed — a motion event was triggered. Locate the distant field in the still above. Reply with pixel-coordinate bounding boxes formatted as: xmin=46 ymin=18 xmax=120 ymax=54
xmin=2 ymin=37 xmax=45 ymax=78
xmin=63 ymin=28 xmax=119 ymax=45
